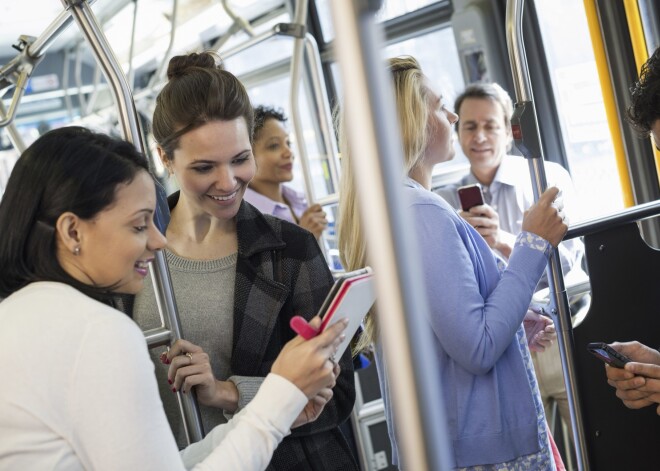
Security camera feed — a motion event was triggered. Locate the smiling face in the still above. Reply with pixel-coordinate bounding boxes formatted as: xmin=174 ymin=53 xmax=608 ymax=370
xmin=252 ymin=118 xmax=294 ymax=184
xmin=457 ymin=96 xmax=512 ymax=184
xmin=71 ymin=170 xmax=166 ymax=294
xmin=165 ymin=119 xmax=256 ymax=222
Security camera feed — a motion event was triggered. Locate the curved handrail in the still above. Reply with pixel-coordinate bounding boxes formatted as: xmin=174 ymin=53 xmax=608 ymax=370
xmin=62 ymin=0 xmax=204 ymax=444
xmin=289 ymin=0 xmax=313 ymax=206
xmin=0 ymin=101 xmax=26 ymax=153
xmin=0 ymin=1 xmax=98 ymax=129
xmin=147 ymin=0 xmax=179 ymax=90
xmin=304 ymin=33 xmax=340 ymax=193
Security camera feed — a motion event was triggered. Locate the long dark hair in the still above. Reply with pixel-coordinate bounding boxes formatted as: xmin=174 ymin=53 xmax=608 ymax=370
xmin=152 ymin=51 xmax=254 ymax=160
xmin=0 ymin=126 xmax=150 ymax=300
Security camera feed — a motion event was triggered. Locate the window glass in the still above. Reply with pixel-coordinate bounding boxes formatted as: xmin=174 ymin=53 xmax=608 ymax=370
xmin=0 ymin=117 xmax=72 ymax=198
xmin=535 ymin=0 xmax=625 ymax=221
xmin=376 ymin=0 xmax=439 ymax=22
xmin=314 ymin=0 xmax=439 ymax=43
xmin=314 ymin=0 xmax=336 ymax=43
xmin=0 ymin=146 xmax=19 ymax=198
xmin=385 ymin=27 xmax=468 ymax=174
xmin=221 ymin=13 xmax=293 ymax=76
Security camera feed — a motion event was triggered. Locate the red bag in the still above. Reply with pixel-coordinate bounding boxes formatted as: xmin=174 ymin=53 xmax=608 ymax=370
xmin=547 ymin=421 xmax=566 ymax=471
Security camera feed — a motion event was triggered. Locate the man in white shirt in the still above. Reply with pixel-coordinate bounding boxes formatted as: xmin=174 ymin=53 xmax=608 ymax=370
xmin=436 ymin=82 xmax=588 ymax=444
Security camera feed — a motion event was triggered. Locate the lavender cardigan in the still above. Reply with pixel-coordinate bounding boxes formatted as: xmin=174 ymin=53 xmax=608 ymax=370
xmin=376 ymin=178 xmax=551 ymax=468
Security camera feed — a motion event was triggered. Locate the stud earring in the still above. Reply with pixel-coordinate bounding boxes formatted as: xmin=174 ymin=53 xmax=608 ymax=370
xmin=73 ymin=246 xmax=80 ymax=256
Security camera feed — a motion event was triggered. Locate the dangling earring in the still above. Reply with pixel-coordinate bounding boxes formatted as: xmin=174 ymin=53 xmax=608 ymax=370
xmin=73 ymin=246 xmax=80 ymax=256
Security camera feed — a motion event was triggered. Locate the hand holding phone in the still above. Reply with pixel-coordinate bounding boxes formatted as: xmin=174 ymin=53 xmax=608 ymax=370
xmin=457 ymin=184 xmax=485 ymax=212
xmin=290 ymin=268 xmax=375 ymax=359
xmin=587 ymin=342 xmax=631 ymax=368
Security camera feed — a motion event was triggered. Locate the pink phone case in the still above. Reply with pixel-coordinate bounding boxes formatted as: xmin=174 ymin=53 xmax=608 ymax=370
xmin=289 ymin=316 xmax=319 ymax=340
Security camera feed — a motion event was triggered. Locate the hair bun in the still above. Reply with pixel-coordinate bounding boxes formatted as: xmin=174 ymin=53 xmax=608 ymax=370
xmin=166 ymin=52 xmax=223 ymax=79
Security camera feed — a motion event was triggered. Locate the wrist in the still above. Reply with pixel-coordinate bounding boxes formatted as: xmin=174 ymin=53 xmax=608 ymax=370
xmin=214 ymin=380 xmax=239 ymax=412
xmin=515 ymin=231 xmax=552 ymax=257
xmin=494 ymin=232 xmax=514 ymax=259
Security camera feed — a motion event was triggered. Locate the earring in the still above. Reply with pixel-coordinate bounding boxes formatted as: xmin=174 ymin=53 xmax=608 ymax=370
xmin=73 ymin=246 xmax=80 ymax=256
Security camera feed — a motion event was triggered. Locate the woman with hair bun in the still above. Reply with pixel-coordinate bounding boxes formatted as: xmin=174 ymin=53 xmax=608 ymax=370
xmin=133 ymin=52 xmax=358 ymax=470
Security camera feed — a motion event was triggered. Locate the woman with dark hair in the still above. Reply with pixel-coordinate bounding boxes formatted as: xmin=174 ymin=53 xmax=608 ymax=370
xmin=244 ymin=105 xmax=328 ymax=239
xmin=0 ymin=126 xmax=347 ymax=470
xmin=133 ymin=52 xmax=357 ymax=470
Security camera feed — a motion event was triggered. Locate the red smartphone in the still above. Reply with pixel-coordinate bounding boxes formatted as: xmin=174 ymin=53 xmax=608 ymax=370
xmin=587 ymin=342 xmax=631 ymax=368
xmin=457 ymin=184 xmax=485 ymax=211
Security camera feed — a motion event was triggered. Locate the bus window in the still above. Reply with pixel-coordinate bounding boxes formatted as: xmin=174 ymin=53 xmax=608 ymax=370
xmin=315 ymin=0 xmax=442 ymax=43
xmin=535 ymin=0 xmax=625 ymax=221
xmin=385 ymin=27 xmax=468 ymax=175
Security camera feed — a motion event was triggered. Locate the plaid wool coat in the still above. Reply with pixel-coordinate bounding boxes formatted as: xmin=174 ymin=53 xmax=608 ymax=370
xmin=167 ymin=194 xmax=358 ymax=471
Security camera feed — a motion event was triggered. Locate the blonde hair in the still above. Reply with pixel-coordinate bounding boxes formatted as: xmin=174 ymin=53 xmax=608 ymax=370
xmin=337 ymin=56 xmax=431 ymax=353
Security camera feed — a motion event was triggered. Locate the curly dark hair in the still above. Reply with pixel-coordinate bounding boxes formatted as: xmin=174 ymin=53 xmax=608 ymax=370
xmin=627 ymin=47 xmax=660 ymax=136
xmin=253 ymin=105 xmax=287 ymax=141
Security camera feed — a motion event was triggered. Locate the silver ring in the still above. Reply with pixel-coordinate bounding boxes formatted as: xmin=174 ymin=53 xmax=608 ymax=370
xmin=185 ymin=352 xmax=193 ymax=362
xmin=329 ymin=353 xmax=336 ymax=364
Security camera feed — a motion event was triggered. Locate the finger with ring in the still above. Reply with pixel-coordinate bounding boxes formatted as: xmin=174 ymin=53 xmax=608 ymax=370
xmin=185 ymin=352 xmax=193 ymax=362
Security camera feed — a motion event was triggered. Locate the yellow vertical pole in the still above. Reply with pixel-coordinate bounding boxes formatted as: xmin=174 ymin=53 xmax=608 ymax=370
xmin=623 ymin=0 xmax=660 ymax=187
xmin=583 ymin=0 xmax=635 ymax=207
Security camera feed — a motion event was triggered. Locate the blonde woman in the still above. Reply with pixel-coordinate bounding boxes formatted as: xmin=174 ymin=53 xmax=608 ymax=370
xmin=338 ymin=56 xmax=567 ymax=469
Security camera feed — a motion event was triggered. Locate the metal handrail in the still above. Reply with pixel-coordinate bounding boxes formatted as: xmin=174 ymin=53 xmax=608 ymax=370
xmin=289 ymin=0 xmax=315 ymax=208
xmin=61 ymin=0 xmax=204 ymax=444
xmin=126 ymin=0 xmax=139 ymax=90
xmin=132 ymin=23 xmax=298 ymax=102
xmin=146 ymin=0 xmax=179 ymax=90
xmin=565 ymin=199 xmax=660 ymax=240
xmin=286 ymin=3 xmax=340 ymax=262
xmin=0 ymin=2 xmax=98 ymax=128
xmin=0 ymin=70 xmax=29 ymax=128
xmin=506 ymin=0 xmax=589 ymax=469
xmin=329 ymin=1 xmax=452 ymax=469
xmin=0 ymin=102 xmax=26 ymax=153
xmin=74 ymin=43 xmax=88 ymax=115
xmin=28 ymin=8 xmax=82 ymax=57
xmin=304 ymin=33 xmax=340 ymax=193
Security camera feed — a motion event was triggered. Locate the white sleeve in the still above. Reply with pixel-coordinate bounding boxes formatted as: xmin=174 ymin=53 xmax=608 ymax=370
xmin=69 ymin=314 xmax=307 ymax=471
xmin=181 ymin=374 xmax=307 ymax=470
xmin=69 ymin=316 xmax=188 ymax=471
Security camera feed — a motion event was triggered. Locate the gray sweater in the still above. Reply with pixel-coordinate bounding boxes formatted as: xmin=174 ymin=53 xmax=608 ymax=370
xmin=133 ymin=250 xmax=236 ymax=448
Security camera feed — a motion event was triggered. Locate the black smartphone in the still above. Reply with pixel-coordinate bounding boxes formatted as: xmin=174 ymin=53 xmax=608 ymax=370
xmin=457 ymin=184 xmax=485 ymax=211
xmin=587 ymin=342 xmax=631 ymax=368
